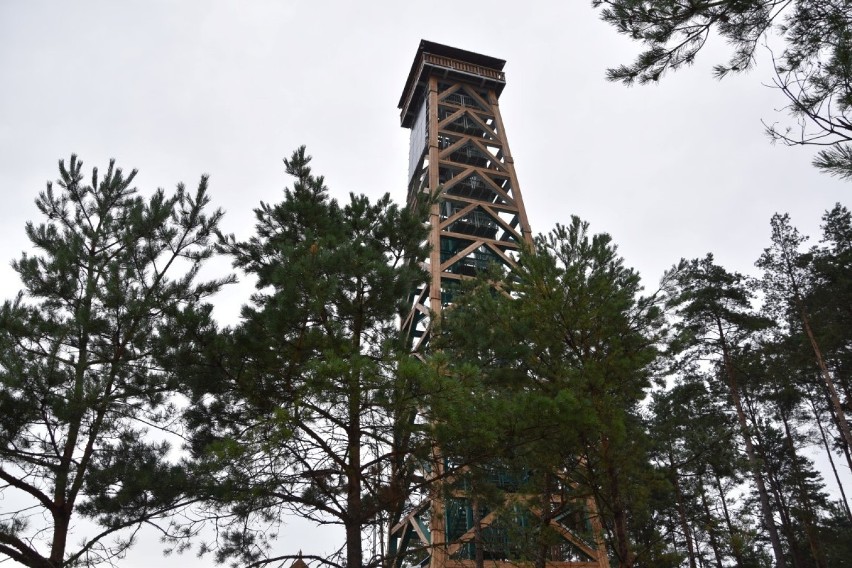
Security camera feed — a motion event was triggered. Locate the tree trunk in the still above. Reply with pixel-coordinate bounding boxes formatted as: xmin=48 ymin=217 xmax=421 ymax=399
xmin=712 ymin=468 xmax=744 ymax=568
xmin=800 ymin=309 xmax=852 ymax=452
xmin=606 ymin=461 xmax=632 ymax=568
xmin=50 ymin=358 xmax=90 ymax=565
xmin=698 ymin=480 xmax=725 ymax=568
xmin=761 ymin=447 xmax=803 ymax=568
xmin=743 ymin=391 xmax=803 ymax=568
xmin=386 ymin=392 xmax=418 ymax=568
xmin=49 ymin=509 xmax=70 ymax=567
xmin=819 ymin=379 xmax=852 ymax=475
xmin=595 ymin=435 xmax=633 ymax=568
xmin=767 ymin=454 xmax=806 ymax=568
xmin=779 ymin=406 xmax=827 ymax=568
xmin=809 ymin=398 xmax=852 ymax=522
xmin=716 ymin=318 xmax=787 ymax=568
xmin=346 ymin=370 xmax=363 ymax=568
xmin=535 ymin=474 xmax=554 ymax=568
xmin=472 ymin=496 xmax=484 ymax=568
xmin=669 ymin=453 xmax=697 ymax=568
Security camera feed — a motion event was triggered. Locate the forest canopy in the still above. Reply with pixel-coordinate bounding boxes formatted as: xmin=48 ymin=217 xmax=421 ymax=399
xmin=0 ymin=152 xmax=849 ymax=568
xmin=591 ymin=0 xmax=852 ymax=179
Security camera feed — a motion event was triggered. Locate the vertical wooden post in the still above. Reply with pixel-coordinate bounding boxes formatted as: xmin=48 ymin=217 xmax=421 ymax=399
xmin=488 ymin=90 xmax=533 ymax=247
xmin=427 ymin=75 xmax=443 ymax=320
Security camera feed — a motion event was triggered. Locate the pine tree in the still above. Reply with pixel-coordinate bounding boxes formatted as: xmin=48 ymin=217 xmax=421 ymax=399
xmin=734 ymin=344 xmax=830 ymax=568
xmin=809 ymin=205 xmax=852 ymax=411
xmin=591 ymin=0 xmax=852 ymax=178
xmin=665 ymin=255 xmax=787 ymax=567
xmin=648 ymin=380 xmax=740 ymax=568
xmin=185 ymin=147 xmax=428 ymax=568
xmin=756 ymin=214 xmax=852 ymax=457
xmin=433 ymin=217 xmax=666 ymax=568
xmin=0 ymin=156 xmax=228 ymax=567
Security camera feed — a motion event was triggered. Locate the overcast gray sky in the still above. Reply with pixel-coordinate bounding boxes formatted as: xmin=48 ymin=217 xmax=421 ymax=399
xmin=0 ymin=1 xmax=847 ymax=566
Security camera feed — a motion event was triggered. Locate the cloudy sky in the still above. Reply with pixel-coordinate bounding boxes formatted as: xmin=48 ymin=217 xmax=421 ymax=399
xmin=0 ymin=1 xmax=847 ymax=566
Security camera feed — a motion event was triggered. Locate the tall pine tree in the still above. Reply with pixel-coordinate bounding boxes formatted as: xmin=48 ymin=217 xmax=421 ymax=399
xmin=665 ymin=255 xmax=787 ymax=567
xmin=185 ymin=148 xmax=428 ymax=568
xmin=0 ymin=156 xmax=228 ymax=567
xmin=432 ymin=217 xmax=666 ymax=568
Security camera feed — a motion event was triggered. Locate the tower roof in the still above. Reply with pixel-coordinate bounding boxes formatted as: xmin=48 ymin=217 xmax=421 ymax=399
xmin=290 ymin=553 xmax=308 ymax=568
xmin=398 ymin=40 xmax=507 ymax=128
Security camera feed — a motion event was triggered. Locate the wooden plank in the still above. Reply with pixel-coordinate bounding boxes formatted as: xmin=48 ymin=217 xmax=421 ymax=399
xmin=470 ymin=138 xmax=507 ymax=172
xmin=481 ymin=203 xmax=523 ymax=242
xmin=439 ymin=166 xmax=476 ymax=192
xmin=391 ymin=498 xmax=431 ymax=534
xmin=484 ymin=241 xmax=518 ymax=269
xmin=445 ymin=510 xmax=499 ymax=557
xmin=464 ymin=86 xmax=493 ymax=112
xmin=439 ymin=272 xmax=466 ymax=282
xmin=437 ymin=82 xmax=463 ymax=101
xmin=440 ymin=230 xmax=520 ymax=250
xmin=466 ymin=111 xmax=501 ymax=142
xmin=438 ymin=108 xmax=501 ymax=143
xmin=438 ymin=136 xmax=470 ymax=160
xmin=400 ymin=283 xmax=430 ymax=332
xmin=440 ymin=168 xmax=515 ymax=208
xmin=440 ymin=193 xmax=518 ymax=214
xmin=438 ymin=165 xmax=515 ymax=206
xmin=411 ymin=518 xmax=431 ymax=547
xmin=488 ymin=89 xmax=533 ymax=246
xmin=524 ymin=506 xmax=598 ymax=560
xmin=438 ymin=107 xmax=467 ymax=129
xmin=438 ymin=202 xmax=477 ymax=230
xmin=428 ymin=76 xmax=443 ymax=323
xmin=443 ymin=562 xmax=602 ymax=568
xmin=548 ymin=523 xmax=598 ymax=560
xmin=440 ymin=239 xmax=484 ymax=272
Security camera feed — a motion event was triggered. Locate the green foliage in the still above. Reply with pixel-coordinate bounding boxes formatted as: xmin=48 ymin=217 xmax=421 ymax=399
xmin=757 ymin=211 xmax=852 ymax=459
xmin=666 ymin=255 xmax=773 ymax=353
xmin=820 ymin=504 xmax=852 ymax=566
xmin=646 ymin=379 xmax=745 ymax=567
xmin=430 ymin=216 xmax=667 ymax=568
xmin=651 ymin=207 xmax=852 ymax=568
xmin=809 ymin=205 xmax=852 ymax=381
xmin=664 ymin=254 xmax=793 ymax=567
xmin=5 ymin=154 xmax=845 ymax=568
xmin=592 ymin=0 xmax=852 ymax=178
xmin=185 ymin=147 xmax=428 ymax=568
xmin=0 ymin=156 xmax=228 ymax=567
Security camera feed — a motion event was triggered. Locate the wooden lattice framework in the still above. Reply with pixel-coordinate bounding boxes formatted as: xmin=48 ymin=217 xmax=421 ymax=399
xmin=398 ymin=41 xmax=532 ymax=349
xmin=390 ymin=41 xmax=611 ymax=568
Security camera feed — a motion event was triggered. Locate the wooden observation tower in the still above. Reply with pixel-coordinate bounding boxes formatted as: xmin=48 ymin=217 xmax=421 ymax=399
xmin=390 ymin=41 xmax=611 ymax=568
xmin=397 ymin=40 xmax=532 ymax=348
